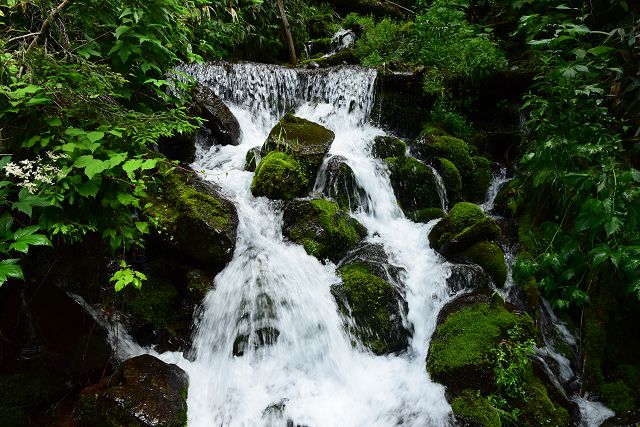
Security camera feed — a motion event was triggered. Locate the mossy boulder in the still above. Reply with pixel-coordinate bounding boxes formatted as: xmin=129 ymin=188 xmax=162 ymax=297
xmin=429 ymin=202 xmax=487 ymax=249
xmin=245 ymin=146 xmax=261 ymax=172
xmin=322 ymin=155 xmax=364 ymax=210
xmin=332 ymin=262 xmax=408 ymax=355
xmin=283 ymin=198 xmax=366 ymax=262
xmin=251 ymin=151 xmax=310 ymax=200
xmin=427 ymin=300 xmax=534 ymax=394
xmin=439 ymin=218 xmax=502 ymax=258
xmin=407 ymin=207 xmax=446 ymax=223
xmin=451 ymin=389 xmax=501 ymax=427
xmin=468 ymin=156 xmax=493 ymax=202
xmin=428 ymin=294 xmax=571 ymax=427
xmin=261 ymin=113 xmax=335 ymax=184
xmin=75 ymin=354 xmax=188 ymax=427
xmin=151 ymin=167 xmax=238 ymax=274
xmin=601 ymin=381 xmax=636 ymax=415
xmin=415 ymin=131 xmax=493 ymax=202
xmin=458 ymin=241 xmax=507 ymax=288
xmin=386 ymin=156 xmax=442 ymax=215
xmin=433 ymin=157 xmax=462 ymax=203
xmin=371 ymin=135 xmax=406 ymax=159
xmin=191 ymin=84 xmax=241 ymax=147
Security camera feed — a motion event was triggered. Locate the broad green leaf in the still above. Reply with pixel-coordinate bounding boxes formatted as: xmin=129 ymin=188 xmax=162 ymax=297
xmin=47 ymin=117 xmax=62 ymax=127
xmin=86 ymin=131 xmax=105 ymax=143
xmin=84 ymin=160 xmax=108 ymax=180
xmin=10 ymin=232 xmax=52 ymax=253
xmin=65 ymin=128 xmax=87 ymax=137
xmin=122 ymin=159 xmax=144 ymax=179
xmin=588 ymin=46 xmax=614 ymax=57
xmin=115 ymin=25 xmax=131 ymax=40
xmin=605 ymin=216 xmax=624 ymax=237
xmin=116 ymin=192 xmax=136 ymax=206
xmin=0 ymin=212 xmax=13 ymax=238
xmin=12 ymin=189 xmax=52 ymax=217
xmin=140 ymin=159 xmax=157 ymax=171
xmin=0 ymin=259 xmax=23 ymax=286
xmin=77 ymin=181 xmax=100 ymax=197
xmin=73 ymin=155 xmax=95 ymax=168
xmin=0 ymin=156 xmax=10 ymax=169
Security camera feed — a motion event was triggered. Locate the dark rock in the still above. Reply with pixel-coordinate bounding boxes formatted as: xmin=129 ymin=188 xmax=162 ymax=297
xmin=321 ymin=155 xmax=364 ymax=210
xmin=446 ymin=263 xmax=491 ymax=294
xmin=338 ymin=242 xmax=404 ymax=285
xmin=75 ymin=354 xmax=188 ymax=427
xmin=456 ymin=242 xmax=507 ymax=288
xmin=371 ymin=135 xmax=406 ymax=159
xmin=386 ymin=156 xmax=442 ymax=215
xmin=150 ymin=166 xmax=238 ymax=274
xmin=283 ymin=198 xmax=366 ymax=262
xmin=439 ymin=218 xmax=501 ymax=258
xmin=191 ymin=84 xmax=241 ymax=147
xmin=157 ymin=130 xmax=198 ymax=164
xmin=245 ymin=146 xmax=262 ymax=172
xmin=233 ymin=327 xmax=280 ymax=357
xmin=261 ymin=113 xmax=335 ymax=185
xmin=298 ymin=49 xmax=357 ymax=68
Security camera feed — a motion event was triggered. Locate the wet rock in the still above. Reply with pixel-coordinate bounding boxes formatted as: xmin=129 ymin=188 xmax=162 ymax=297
xmin=338 ymin=242 xmax=403 ymax=284
xmin=432 ymin=157 xmax=462 ymax=203
xmin=457 ymin=242 xmax=507 ymax=289
xmin=191 ymin=84 xmax=241 ymax=147
xmin=157 ymin=131 xmax=198 ymax=164
xmin=438 ymin=218 xmax=501 ymax=258
xmin=75 ymin=354 xmax=188 ymax=427
xmin=150 ymin=166 xmax=238 ymax=274
xmin=245 ymin=146 xmax=262 ymax=172
xmin=332 ymin=261 xmax=409 ymax=355
xmin=261 ymin=113 xmax=335 ymax=185
xmin=233 ymin=327 xmax=280 ymax=357
xmin=298 ymin=49 xmax=357 ymax=68
xmin=407 ymin=207 xmax=445 ymax=223
xmin=429 ymin=202 xmax=486 ymax=250
xmin=321 ymin=155 xmax=364 ymax=210
xmin=386 ymin=156 xmax=442 ymax=216
xmin=251 ymin=151 xmax=310 ymax=200
xmin=283 ymin=198 xmax=367 ymax=262
xmin=371 ymin=135 xmax=407 ymax=159
xmin=446 ymin=263 xmax=491 ymax=294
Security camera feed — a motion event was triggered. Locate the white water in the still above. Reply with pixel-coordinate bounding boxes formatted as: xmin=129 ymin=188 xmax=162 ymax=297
xmin=167 ymin=62 xmax=453 ymax=426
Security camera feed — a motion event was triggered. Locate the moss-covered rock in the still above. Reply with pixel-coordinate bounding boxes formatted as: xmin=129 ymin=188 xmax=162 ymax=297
xmin=601 ymin=381 xmax=635 ymax=415
xmin=415 ymin=131 xmax=493 ymax=202
xmin=150 ymin=167 xmax=238 ymax=273
xmin=458 ymin=241 xmax=507 ymax=287
xmin=493 ymin=177 xmax=524 ymax=217
xmin=125 ymin=280 xmax=180 ymax=330
xmin=0 ymin=369 xmax=68 ymax=426
xmin=407 ymin=207 xmax=446 ymax=223
xmin=251 ymin=151 xmax=310 ymax=200
xmin=451 ymin=389 xmax=501 ymax=427
xmin=433 ymin=157 xmax=462 ymax=203
xmin=371 ymin=135 xmax=406 ymax=159
xmin=332 ymin=262 xmax=408 ymax=354
xmin=261 ymin=113 xmax=335 ymax=184
xmin=386 ymin=156 xmax=442 ymax=214
xmin=427 ymin=301 xmax=533 ymax=393
xmin=322 ymin=155 xmax=364 ymax=210
xmin=467 ymin=156 xmax=493 ymax=202
xmin=245 ymin=146 xmax=261 ymax=172
xmin=438 ymin=218 xmax=501 ymax=258
xmin=429 ymin=202 xmax=486 ymax=249
xmin=519 ymin=371 xmax=571 ymax=426
xmin=283 ymin=198 xmax=366 ymax=262
xmin=75 ymin=354 xmax=188 ymax=427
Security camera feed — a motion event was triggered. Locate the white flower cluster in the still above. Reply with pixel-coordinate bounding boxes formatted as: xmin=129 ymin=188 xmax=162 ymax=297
xmin=3 ymin=152 xmax=66 ymax=192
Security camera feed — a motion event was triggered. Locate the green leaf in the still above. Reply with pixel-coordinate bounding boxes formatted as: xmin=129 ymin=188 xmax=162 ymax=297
xmin=135 ymin=221 xmax=149 ymax=234
xmin=140 ymin=159 xmax=157 ymax=171
xmin=47 ymin=117 xmax=62 ymax=127
xmin=12 ymin=189 xmax=51 ymax=217
xmin=116 ymin=192 xmax=136 ymax=206
xmin=84 ymin=160 xmax=108 ymax=180
xmin=605 ymin=216 xmax=624 ymax=237
xmin=0 ymin=156 xmax=10 ymax=170
xmin=0 ymin=213 xmax=13 ymax=238
xmin=73 ymin=155 xmax=95 ymax=168
xmin=122 ymin=159 xmax=144 ymax=179
xmin=86 ymin=131 xmax=105 ymax=143
xmin=10 ymin=232 xmax=52 ymax=253
xmin=115 ymin=25 xmax=131 ymax=40
xmin=588 ymin=46 xmax=614 ymax=57
xmin=0 ymin=259 xmax=23 ymax=286
xmin=77 ymin=181 xmax=100 ymax=197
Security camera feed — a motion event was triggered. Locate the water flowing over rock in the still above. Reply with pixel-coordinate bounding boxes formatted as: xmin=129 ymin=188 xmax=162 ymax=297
xmin=167 ymin=61 xmax=452 ymax=426
xmin=191 ymin=84 xmax=241 ymax=147
xmin=318 ymin=155 xmax=365 ymax=210
xmin=75 ymin=354 xmax=188 ymax=427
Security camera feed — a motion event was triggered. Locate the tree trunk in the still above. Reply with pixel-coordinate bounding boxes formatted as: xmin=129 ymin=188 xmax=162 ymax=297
xmin=277 ymin=0 xmax=297 ymax=66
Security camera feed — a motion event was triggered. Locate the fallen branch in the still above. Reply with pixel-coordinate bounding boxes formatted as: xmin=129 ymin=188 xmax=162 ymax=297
xmin=26 ymin=0 xmax=73 ymax=55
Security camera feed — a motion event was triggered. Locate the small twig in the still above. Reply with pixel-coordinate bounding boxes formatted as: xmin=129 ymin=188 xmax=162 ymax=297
xmin=7 ymin=32 xmax=41 ymax=44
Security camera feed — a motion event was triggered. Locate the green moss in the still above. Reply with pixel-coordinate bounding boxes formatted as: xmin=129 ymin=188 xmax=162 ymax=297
xmin=451 ymin=390 xmax=501 ymax=427
xmin=427 ymin=302 xmax=533 ymax=391
xmin=386 ymin=156 xmax=441 ymax=213
xmin=601 ymin=381 xmax=635 ymax=414
xmin=125 ymin=280 xmax=180 ymax=329
xmin=0 ymin=370 xmax=67 ymax=426
xmin=467 ymin=156 xmax=493 ymax=202
xmin=494 ymin=177 xmax=523 ymax=217
xmin=285 ymin=198 xmax=366 ymax=261
xmin=434 ymin=157 xmax=462 ymax=202
xmin=460 ymin=241 xmax=507 ymax=287
xmin=582 ymin=317 xmax=607 ymax=391
xmin=429 ymin=201 xmax=485 ymax=248
xmin=408 ymin=207 xmax=445 ymax=223
xmin=262 ymin=113 xmax=334 ymax=182
xmin=518 ymin=371 xmax=571 ymax=426
xmin=417 ymin=134 xmax=474 ymax=182
xmin=335 ymin=262 xmax=402 ymax=354
xmin=371 ymin=135 xmax=406 ymax=159
xmin=251 ymin=151 xmax=309 ymax=200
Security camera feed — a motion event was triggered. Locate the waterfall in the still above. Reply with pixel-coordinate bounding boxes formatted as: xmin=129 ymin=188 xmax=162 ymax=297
xmin=159 ymin=62 xmax=453 ymax=426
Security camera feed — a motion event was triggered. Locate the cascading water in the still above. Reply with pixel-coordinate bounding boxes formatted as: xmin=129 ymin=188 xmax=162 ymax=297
xmin=161 ymin=62 xmax=453 ymax=426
